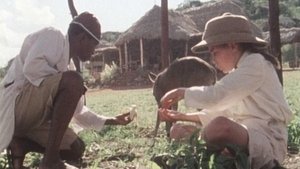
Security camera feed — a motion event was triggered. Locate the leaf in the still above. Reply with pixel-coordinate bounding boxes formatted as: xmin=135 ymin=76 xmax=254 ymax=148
xmin=147 ymin=161 xmax=161 ymax=169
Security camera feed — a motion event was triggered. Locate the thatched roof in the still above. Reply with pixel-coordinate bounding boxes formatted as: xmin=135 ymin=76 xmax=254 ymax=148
xmin=96 ymin=39 xmax=114 ymax=48
xmin=182 ymin=0 xmax=244 ymax=31
xmin=182 ymin=0 xmax=263 ymax=38
xmin=115 ymin=5 xmax=199 ymax=46
xmin=95 ymin=46 xmax=118 ymax=53
xmin=91 ymin=46 xmax=119 ymax=62
xmin=95 ymin=32 xmax=121 ymax=49
xmin=263 ymin=27 xmax=300 ymax=45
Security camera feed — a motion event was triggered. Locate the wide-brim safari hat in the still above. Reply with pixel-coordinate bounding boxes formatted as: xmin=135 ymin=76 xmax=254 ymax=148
xmin=191 ymin=13 xmax=267 ymax=53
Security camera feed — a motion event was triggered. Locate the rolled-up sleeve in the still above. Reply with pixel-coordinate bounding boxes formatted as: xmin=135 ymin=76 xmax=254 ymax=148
xmin=72 ymin=96 xmax=108 ymax=132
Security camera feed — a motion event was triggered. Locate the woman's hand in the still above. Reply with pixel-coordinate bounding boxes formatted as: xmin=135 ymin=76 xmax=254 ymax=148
xmin=158 ymin=108 xmax=181 ymax=123
xmin=160 ymin=88 xmax=186 ymax=108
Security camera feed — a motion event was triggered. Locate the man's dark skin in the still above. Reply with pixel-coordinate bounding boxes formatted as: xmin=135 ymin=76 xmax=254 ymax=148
xmin=8 ymin=12 xmax=132 ymax=169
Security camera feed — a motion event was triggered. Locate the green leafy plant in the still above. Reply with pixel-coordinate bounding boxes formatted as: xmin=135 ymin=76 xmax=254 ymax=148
xmin=152 ymin=130 xmax=250 ymax=169
xmin=288 ymin=117 xmax=300 ymax=154
xmin=0 ymin=152 xmax=10 ymax=169
xmin=100 ymin=61 xmax=119 ymax=85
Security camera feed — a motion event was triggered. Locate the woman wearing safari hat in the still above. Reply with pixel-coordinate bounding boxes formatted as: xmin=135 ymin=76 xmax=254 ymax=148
xmin=158 ymin=13 xmax=292 ymax=169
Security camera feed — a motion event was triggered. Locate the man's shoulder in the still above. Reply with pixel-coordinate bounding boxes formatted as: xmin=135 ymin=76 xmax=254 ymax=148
xmin=36 ymin=27 xmax=64 ymax=36
xmin=27 ymin=27 xmax=64 ymax=40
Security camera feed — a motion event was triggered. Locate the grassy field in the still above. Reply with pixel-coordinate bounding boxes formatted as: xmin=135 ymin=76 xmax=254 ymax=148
xmin=81 ymin=87 xmax=167 ymax=169
xmin=283 ymin=70 xmax=300 ymax=116
xmin=80 ymin=70 xmax=300 ymax=169
xmin=1 ymin=70 xmax=299 ymax=169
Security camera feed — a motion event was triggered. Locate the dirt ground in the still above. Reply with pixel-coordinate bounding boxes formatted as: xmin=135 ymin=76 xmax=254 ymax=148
xmin=282 ymin=152 xmax=300 ymax=169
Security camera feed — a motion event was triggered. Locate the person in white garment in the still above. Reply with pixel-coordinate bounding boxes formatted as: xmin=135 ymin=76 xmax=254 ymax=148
xmin=158 ymin=13 xmax=293 ymax=169
xmin=0 ymin=12 xmax=133 ymax=169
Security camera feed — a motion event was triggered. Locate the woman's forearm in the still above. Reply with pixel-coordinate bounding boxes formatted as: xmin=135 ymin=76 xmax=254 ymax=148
xmin=176 ymin=112 xmax=201 ymax=124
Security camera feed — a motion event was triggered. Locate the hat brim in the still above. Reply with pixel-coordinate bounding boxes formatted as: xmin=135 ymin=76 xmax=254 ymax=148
xmin=191 ymin=36 xmax=267 ymax=53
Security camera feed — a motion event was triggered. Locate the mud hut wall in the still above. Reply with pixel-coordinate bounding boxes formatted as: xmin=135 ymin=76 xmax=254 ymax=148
xmin=143 ymin=39 xmax=161 ymax=70
xmin=104 ymin=51 xmax=119 ymax=66
xmin=90 ymin=54 xmax=103 ymax=62
xmin=118 ymin=39 xmax=143 ymax=71
xmin=127 ymin=39 xmax=142 ymax=70
xmin=118 ymin=44 xmax=125 ymax=71
xmin=88 ymin=54 xmax=104 ymax=72
xmin=91 ymin=51 xmax=119 ymax=67
xmin=117 ymin=38 xmax=198 ymax=72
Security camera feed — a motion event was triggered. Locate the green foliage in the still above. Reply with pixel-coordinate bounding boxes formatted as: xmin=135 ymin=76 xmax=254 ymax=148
xmin=100 ymin=61 xmax=119 ymax=85
xmin=291 ymin=7 xmax=300 ymax=21
xmin=177 ymin=0 xmax=203 ymax=10
xmin=0 ymin=152 xmax=10 ymax=169
xmin=279 ymin=2 xmax=293 ymax=17
xmin=288 ymin=116 xmax=300 ymax=146
xmin=284 ymin=71 xmax=300 ymax=154
xmin=152 ymin=130 xmax=250 ymax=169
xmin=240 ymin=0 xmax=300 ymax=24
xmin=281 ymin=44 xmax=297 ymax=63
xmin=243 ymin=0 xmax=257 ymax=19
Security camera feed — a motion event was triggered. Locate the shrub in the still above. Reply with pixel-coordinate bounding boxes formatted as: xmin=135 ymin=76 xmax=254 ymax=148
xmin=152 ymin=130 xmax=250 ymax=169
xmin=100 ymin=62 xmax=119 ymax=85
xmin=288 ymin=117 xmax=300 ymax=153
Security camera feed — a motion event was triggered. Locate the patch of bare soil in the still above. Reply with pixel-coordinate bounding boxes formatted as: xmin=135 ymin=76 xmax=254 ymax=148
xmin=282 ymin=152 xmax=300 ymax=169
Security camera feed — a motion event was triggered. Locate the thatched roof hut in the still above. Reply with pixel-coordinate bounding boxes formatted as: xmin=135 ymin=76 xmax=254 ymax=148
xmin=115 ymin=5 xmax=199 ymax=46
xmin=86 ymin=46 xmax=119 ymax=73
xmin=114 ymin=5 xmax=200 ymax=72
xmin=93 ymin=46 xmax=119 ymax=64
xmin=182 ymin=0 xmax=263 ymax=38
xmin=263 ymin=27 xmax=300 ymax=45
xmin=182 ymin=0 xmax=244 ymax=32
xmin=86 ymin=38 xmax=117 ymax=70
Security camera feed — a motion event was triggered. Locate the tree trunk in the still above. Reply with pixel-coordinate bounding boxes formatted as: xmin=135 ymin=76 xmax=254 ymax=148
xmin=161 ymin=0 xmax=169 ymax=70
xmin=268 ymin=0 xmax=283 ymax=85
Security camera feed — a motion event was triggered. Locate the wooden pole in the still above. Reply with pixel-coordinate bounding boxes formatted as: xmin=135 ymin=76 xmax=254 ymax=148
xmin=118 ymin=47 xmax=123 ymax=73
xmin=140 ymin=38 xmax=144 ymax=68
xmin=161 ymin=0 xmax=169 ymax=70
xmin=268 ymin=0 xmax=283 ymax=85
xmin=185 ymin=41 xmax=188 ymax=56
xmin=124 ymin=42 xmax=128 ymax=71
xmin=295 ymin=43 xmax=299 ymax=67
